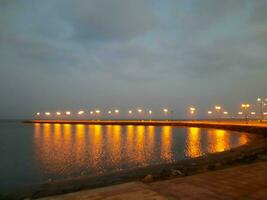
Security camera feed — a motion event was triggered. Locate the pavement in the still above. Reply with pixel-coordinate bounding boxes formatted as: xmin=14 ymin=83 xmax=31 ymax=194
xmin=38 ymin=160 xmax=267 ymax=200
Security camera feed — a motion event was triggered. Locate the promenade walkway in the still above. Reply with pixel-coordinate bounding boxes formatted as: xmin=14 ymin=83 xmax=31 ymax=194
xmin=39 ymin=160 xmax=267 ymax=200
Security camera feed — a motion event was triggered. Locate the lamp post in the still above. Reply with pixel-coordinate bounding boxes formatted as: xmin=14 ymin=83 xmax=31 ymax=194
xmin=241 ymin=104 xmax=250 ymax=123
xmin=148 ymin=110 xmax=152 ymax=121
xmin=163 ymin=108 xmax=168 ymax=120
xmin=257 ymin=98 xmax=266 ymax=122
xmin=189 ymin=107 xmax=196 ymax=120
xmin=214 ymin=105 xmax=222 ymax=120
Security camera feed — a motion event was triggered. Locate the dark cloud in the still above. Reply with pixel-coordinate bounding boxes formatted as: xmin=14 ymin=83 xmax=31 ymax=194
xmin=0 ymin=0 xmax=267 ymax=119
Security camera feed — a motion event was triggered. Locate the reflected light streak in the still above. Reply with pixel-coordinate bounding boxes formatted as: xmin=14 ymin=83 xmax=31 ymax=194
xmin=135 ymin=126 xmax=146 ymax=165
xmin=161 ymin=126 xmax=173 ymax=162
xmin=186 ymin=127 xmax=202 ymax=158
xmin=207 ymin=129 xmax=230 ymax=153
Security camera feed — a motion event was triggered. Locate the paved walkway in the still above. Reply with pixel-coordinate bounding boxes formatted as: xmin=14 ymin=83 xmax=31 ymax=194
xmin=39 ymin=161 xmax=267 ymax=200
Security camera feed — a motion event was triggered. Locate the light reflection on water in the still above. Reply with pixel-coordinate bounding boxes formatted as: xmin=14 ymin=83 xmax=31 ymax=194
xmin=34 ymin=124 xmax=250 ymax=179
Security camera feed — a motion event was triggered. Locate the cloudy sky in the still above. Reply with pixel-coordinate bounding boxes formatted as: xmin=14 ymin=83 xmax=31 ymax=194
xmin=0 ymin=0 xmax=267 ymax=119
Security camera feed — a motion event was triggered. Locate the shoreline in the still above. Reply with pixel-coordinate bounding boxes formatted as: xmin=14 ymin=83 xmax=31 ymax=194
xmin=25 ymin=119 xmax=267 ymax=135
xmin=3 ymin=120 xmax=267 ymax=199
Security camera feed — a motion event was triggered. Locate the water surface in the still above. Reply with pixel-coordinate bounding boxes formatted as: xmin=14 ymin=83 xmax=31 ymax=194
xmin=0 ymin=121 xmax=260 ymax=191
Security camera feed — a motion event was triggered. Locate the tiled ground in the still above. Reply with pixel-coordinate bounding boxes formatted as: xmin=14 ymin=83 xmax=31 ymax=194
xmin=38 ymin=182 xmax=168 ymax=200
xmin=151 ymin=161 xmax=267 ymax=200
xmin=39 ymin=161 xmax=267 ymax=200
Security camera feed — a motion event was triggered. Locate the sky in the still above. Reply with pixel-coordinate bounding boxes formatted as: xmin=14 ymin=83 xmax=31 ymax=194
xmin=0 ymin=0 xmax=267 ymax=119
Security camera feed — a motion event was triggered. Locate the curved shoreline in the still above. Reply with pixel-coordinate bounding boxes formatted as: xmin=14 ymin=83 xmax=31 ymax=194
xmin=4 ymin=120 xmax=267 ymax=199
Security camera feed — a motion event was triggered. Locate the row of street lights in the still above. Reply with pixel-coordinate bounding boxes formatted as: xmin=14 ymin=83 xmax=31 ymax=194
xmin=188 ymin=97 xmax=267 ymax=120
xmin=35 ymin=98 xmax=266 ymax=120
xmin=36 ymin=108 xmax=170 ymax=118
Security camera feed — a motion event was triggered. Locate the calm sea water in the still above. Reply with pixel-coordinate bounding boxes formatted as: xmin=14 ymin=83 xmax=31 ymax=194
xmin=0 ymin=121 xmax=260 ymax=191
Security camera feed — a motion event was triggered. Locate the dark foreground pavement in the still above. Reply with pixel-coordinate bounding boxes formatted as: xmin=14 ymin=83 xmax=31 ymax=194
xmin=38 ymin=160 xmax=267 ymax=200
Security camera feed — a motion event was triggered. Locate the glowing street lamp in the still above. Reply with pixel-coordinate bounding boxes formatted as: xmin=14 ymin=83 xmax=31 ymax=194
xmin=251 ymin=111 xmax=256 ymax=115
xmin=215 ymin=106 xmax=221 ymax=110
xmin=138 ymin=109 xmax=142 ymax=113
xmin=108 ymin=110 xmax=112 ymax=114
xmin=241 ymin=103 xmax=250 ymax=122
xmin=45 ymin=112 xmax=51 ymax=116
xmin=36 ymin=112 xmax=40 ymax=116
xmin=241 ymin=104 xmax=250 ymax=108
xmin=95 ymin=110 xmax=101 ymax=114
xmin=78 ymin=110 xmax=84 ymax=115
xmin=128 ymin=110 xmax=133 ymax=114
xmin=114 ymin=109 xmax=119 ymax=113
xmin=223 ymin=111 xmax=228 ymax=115
xmin=56 ymin=112 xmax=61 ymax=116
xmin=90 ymin=111 xmax=94 ymax=115
xmin=66 ymin=111 xmax=71 ymax=115
xmin=238 ymin=111 xmax=243 ymax=115
xmin=208 ymin=111 xmax=212 ymax=115
xmin=189 ymin=107 xmax=196 ymax=115
xmin=257 ymin=98 xmax=266 ymax=121
xmin=163 ymin=108 xmax=168 ymax=113
xmin=149 ymin=110 xmax=152 ymax=115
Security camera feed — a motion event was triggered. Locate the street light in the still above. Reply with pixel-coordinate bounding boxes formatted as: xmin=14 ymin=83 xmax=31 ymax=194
xmin=251 ymin=111 xmax=256 ymax=115
xmin=138 ymin=109 xmax=142 ymax=113
xmin=257 ymin=97 xmax=266 ymax=122
xmin=78 ymin=110 xmax=84 ymax=115
xmin=128 ymin=110 xmax=133 ymax=114
xmin=163 ymin=108 xmax=168 ymax=113
xmin=149 ymin=110 xmax=152 ymax=115
xmin=36 ymin=112 xmax=40 ymax=116
xmin=208 ymin=111 xmax=212 ymax=115
xmin=45 ymin=112 xmax=51 ymax=116
xmin=241 ymin=104 xmax=250 ymax=122
xmin=66 ymin=111 xmax=71 ymax=115
xmin=215 ymin=106 xmax=221 ymax=110
xmin=214 ymin=105 xmax=222 ymax=119
xmin=114 ymin=109 xmax=119 ymax=113
xmin=56 ymin=112 xmax=61 ymax=116
xmin=95 ymin=110 xmax=101 ymax=114
xmin=189 ymin=107 xmax=196 ymax=119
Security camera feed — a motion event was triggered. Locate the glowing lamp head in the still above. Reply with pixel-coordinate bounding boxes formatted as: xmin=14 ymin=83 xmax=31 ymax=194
xmin=95 ymin=110 xmax=100 ymax=114
xmin=66 ymin=111 xmax=71 ymax=115
xmin=238 ymin=111 xmax=243 ymax=115
xmin=36 ymin=112 xmax=40 ymax=116
xmin=45 ymin=112 xmax=51 ymax=116
xmin=215 ymin=106 xmax=221 ymax=110
xmin=208 ymin=111 xmax=212 ymax=114
xmin=223 ymin=111 xmax=228 ymax=115
xmin=241 ymin=103 xmax=250 ymax=108
xmin=78 ymin=111 xmax=84 ymax=115
xmin=251 ymin=112 xmax=256 ymax=115
xmin=108 ymin=110 xmax=112 ymax=114
xmin=149 ymin=110 xmax=152 ymax=114
xmin=138 ymin=109 xmax=142 ymax=113
xmin=189 ymin=107 xmax=196 ymax=111
xmin=90 ymin=111 xmax=94 ymax=115
xmin=163 ymin=108 xmax=168 ymax=113
xmin=114 ymin=109 xmax=119 ymax=113
xmin=56 ymin=112 xmax=61 ymax=116
xmin=128 ymin=110 xmax=133 ymax=114
xmin=257 ymin=98 xmax=261 ymax=102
